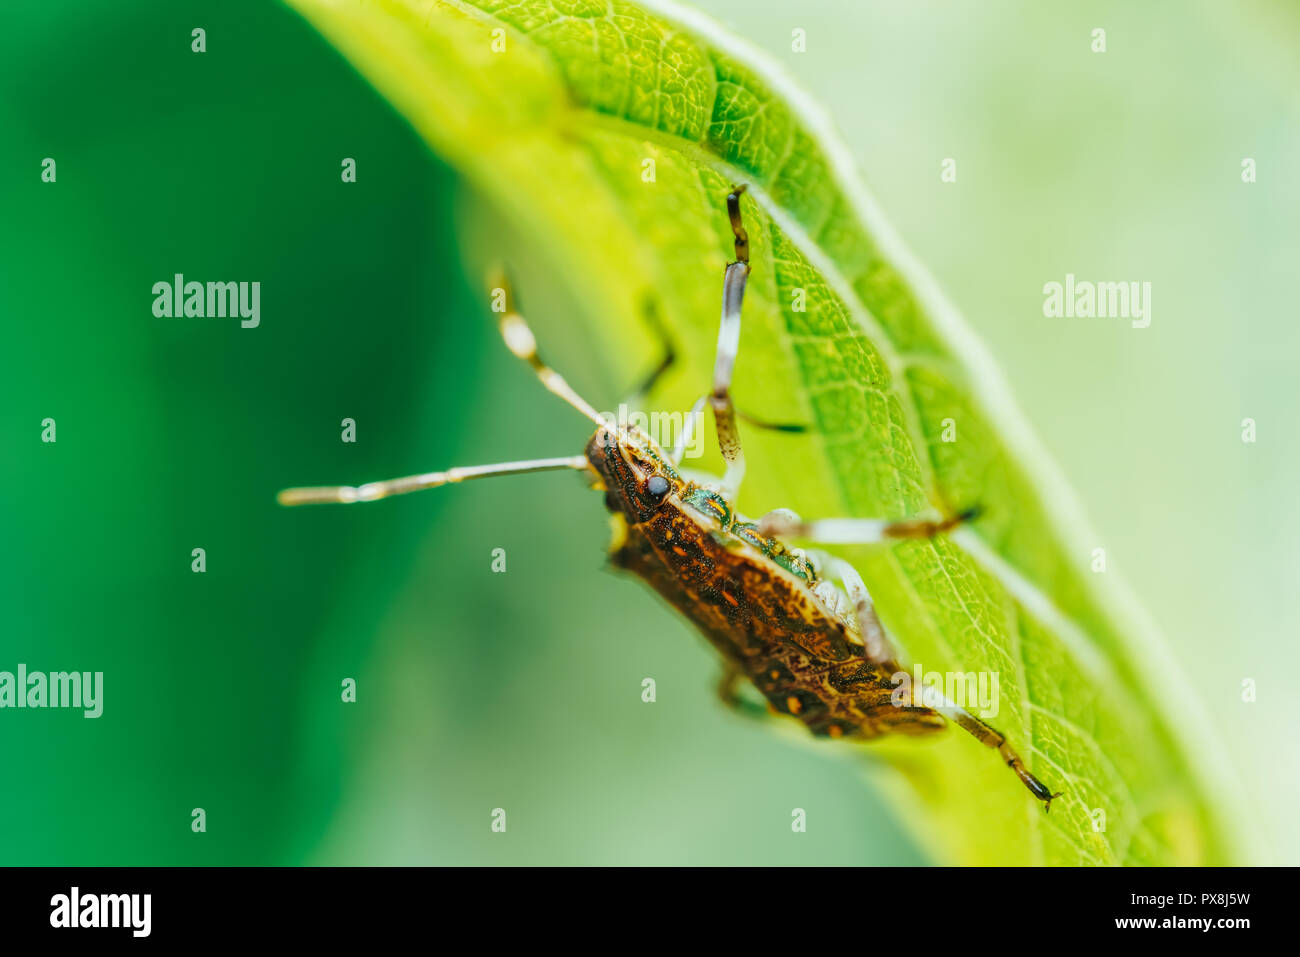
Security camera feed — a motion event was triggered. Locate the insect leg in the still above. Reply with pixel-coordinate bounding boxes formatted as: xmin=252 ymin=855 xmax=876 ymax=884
xmin=673 ymin=396 xmax=801 ymax=470
xmin=277 ymin=455 xmax=590 ymax=506
xmin=708 ymin=185 xmax=752 ymax=500
xmin=716 ymin=663 xmax=771 ymax=721
xmin=805 ymin=551 xmax=896 ymax=664
xmin=914 ymin=685 xmax=1064 ymax=811
xmin=756 ymin=506 xmax=982 ymax=544
xmin=668 ymin=395 xmax=709 ymax=467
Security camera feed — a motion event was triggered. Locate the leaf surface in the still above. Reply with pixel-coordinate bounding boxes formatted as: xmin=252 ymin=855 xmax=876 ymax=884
xmin=286 ymin=0 xmax=1235 ymax=864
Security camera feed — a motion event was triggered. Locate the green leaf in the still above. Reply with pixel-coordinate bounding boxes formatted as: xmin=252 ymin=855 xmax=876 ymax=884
xmin=286 ymin=0 xmax=1238 ymax=864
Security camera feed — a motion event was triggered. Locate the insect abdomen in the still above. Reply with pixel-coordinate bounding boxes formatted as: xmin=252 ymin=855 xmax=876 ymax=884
xmin=609 ymin=505 xmax=944 ymax=740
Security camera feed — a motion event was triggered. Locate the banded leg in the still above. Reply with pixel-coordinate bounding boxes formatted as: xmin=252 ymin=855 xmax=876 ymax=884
xmin=716 ymin=662 xmax=770 ymax=721
xmin=756 ymin=505 xmax=982 ymax=543
xmin=710 ymin=185 xmax=752 ymax=500
xmin=671 ymin=395 xmax=709 ymax=467
xmin=674 ymin=395 xmax=805 ymax=470
xmin=808 ymin=550 xmax=896 ymax=664
xmin=914 ymin=685 xmax=1064 ymax=811
xmin=627 ymin=289 xmax=801 ymax=470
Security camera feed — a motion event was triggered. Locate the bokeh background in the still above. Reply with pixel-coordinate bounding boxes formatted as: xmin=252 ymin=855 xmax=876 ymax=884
xmin=2 ymin=0 xmax=1296 ymax=864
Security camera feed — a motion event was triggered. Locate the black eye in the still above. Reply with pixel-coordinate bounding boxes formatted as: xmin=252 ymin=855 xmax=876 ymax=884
xmin=646 ymin=475 xmax=671 ymax=501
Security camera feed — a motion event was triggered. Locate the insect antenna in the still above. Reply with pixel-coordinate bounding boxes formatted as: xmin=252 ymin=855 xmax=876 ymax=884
xmin=491 ymin=269 xmax=608 ymax=431
xmin=277 ymin=456 xmax=591 ymax=506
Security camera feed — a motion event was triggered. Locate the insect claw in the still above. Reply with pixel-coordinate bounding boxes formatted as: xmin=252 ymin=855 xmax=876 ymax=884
xmin=1042 ymin=791 xmax=1064 ymax=813
xmin=956 ymin=503 xmax=985 ymax=524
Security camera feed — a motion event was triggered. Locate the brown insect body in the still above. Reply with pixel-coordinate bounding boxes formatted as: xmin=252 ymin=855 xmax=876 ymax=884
xmin=587 ymin=428 xmax=945 ymax=741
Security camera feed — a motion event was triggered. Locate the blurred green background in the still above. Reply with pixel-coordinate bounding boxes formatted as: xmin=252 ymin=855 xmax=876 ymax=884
xmin=2 ymin=0 xmax=1296 ymax=864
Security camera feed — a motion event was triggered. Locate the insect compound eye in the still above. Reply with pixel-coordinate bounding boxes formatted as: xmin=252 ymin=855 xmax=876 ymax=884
xmin=645 ymin=474 xmax=671 ymax=503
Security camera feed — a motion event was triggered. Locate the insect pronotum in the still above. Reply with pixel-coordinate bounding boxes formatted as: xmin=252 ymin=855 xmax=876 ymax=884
xmin=279 ymin=185 xmax=1062 ymax=811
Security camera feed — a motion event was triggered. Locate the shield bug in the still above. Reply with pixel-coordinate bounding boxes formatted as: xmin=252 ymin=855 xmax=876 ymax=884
xmin=278 ymin=185 xmax=1062 ymax=811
